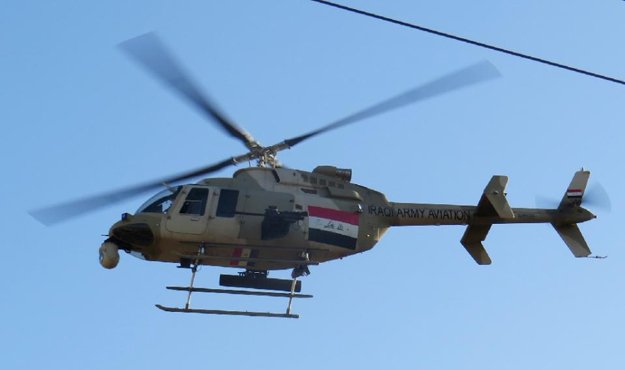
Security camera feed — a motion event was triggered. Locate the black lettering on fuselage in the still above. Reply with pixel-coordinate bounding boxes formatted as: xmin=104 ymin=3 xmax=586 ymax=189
xmin=427 ymin=208 xmax=471 ymax=221
xmin=367 ymin=205 xmax=470 ymax=221
xmin=367 ymin=205 xmax=395 ymax=217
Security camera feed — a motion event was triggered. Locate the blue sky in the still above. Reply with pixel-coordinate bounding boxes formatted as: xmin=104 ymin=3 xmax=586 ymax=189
xmin=2 ymin=1 xmax=625 ymax=369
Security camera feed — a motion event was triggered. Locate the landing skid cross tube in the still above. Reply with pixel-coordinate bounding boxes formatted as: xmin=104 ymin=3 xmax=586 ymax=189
xmin=156 ymin=247 xmax=313 ymax=318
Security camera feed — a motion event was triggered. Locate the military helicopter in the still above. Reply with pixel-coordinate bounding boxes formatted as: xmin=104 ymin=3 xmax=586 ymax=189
xmin=31 ymin=33 xmax=600 ymax=319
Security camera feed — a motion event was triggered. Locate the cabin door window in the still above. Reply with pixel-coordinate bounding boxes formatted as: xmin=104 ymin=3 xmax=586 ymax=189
xmin=166 ymin=186 xmax=211 ymax=235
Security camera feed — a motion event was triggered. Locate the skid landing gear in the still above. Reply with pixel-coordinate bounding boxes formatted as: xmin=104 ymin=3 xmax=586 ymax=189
xmin=286 ymin=263 xmax=310 ymax=316
xmin=156 ymin=246 xmax=313 ymax=319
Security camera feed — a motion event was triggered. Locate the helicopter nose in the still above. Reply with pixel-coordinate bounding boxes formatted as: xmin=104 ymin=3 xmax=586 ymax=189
xmin=111 ymin=222 xmax=155 ymax=246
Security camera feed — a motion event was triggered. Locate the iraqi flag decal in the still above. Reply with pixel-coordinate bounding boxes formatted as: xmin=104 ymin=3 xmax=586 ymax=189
xmin=567 ymin=188 xmax=583 ymax=198
xmin=308 ymin=206 xmax=360 ymax=250
xmin=229 ymin=248 xmax=257 ymax=267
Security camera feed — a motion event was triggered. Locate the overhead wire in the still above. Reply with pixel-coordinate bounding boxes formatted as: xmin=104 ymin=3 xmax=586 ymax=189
xmin=311 ymin=0 xmax=625 ymax=86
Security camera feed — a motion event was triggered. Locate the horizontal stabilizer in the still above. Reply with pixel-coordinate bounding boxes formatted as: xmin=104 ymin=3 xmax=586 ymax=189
xmin=460 ymin=175 xmax=513 ymax=265
xmin=461 ymin=224 xmax=493 ymax=265
xmin=476 ymin=176 xmax=514 ymax=219
xmin=552 ymin=223 xmax=591 ymax=257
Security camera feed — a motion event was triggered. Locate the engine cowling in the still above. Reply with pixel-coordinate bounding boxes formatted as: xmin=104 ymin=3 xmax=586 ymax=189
xmin=312 ymin=165 xmax=352 ymax=182
xmin=99 ymin=241 xmax=120 ymax=269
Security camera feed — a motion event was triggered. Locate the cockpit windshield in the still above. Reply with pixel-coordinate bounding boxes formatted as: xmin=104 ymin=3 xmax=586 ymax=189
xmin=136 ymin=186 xmax=182 ymax=214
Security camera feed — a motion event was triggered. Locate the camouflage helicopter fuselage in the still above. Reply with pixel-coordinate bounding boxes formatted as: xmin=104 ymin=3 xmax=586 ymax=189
xmin=105 ymin=166 xmax=595 ymax=270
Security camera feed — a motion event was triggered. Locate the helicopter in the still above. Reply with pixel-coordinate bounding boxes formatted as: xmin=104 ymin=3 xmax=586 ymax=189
xmin=31 ymin=33 xmax=600 ymax=319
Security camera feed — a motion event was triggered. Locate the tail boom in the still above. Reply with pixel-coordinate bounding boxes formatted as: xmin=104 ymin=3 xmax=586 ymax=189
xmin=384 ymin=170 xmax=596 ymax=264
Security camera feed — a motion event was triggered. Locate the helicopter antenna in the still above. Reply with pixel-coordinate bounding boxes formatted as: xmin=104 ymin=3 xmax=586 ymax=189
xmin=311 ymin=0 xmax=625 ymax=86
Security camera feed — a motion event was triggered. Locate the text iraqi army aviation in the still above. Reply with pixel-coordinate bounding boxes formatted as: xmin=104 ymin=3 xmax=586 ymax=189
xmin=32 ymin=33 xmax=600 ymax=319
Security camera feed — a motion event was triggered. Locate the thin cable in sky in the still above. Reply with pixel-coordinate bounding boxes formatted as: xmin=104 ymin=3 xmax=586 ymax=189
xmin=311 ymin=0 xmax=625 ymax=86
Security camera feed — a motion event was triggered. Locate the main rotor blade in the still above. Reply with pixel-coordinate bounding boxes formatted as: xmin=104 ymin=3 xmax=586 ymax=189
xmin=274 ymin=61 xmax=499 ymax=149
xmin=30 ymin=157 xmax=242 ymax=226
xmin=119 ymin=32 xmax=260 ymax=150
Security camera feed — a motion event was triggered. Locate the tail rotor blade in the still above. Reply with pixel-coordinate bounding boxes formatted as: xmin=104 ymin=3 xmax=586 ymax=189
xmin=535 ymin=182 xmax=611 ymax=212
xmin=584 ymin=182 xmax=611 ymax=212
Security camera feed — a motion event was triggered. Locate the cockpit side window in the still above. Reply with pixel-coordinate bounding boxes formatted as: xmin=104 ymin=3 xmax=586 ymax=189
xmin=180 ymin=188 xmax=209 ymax=216
xmin=136 ymin=186 xmax=181 ymax=214
xmin=216 ymin=189 xmax=239 ymax=218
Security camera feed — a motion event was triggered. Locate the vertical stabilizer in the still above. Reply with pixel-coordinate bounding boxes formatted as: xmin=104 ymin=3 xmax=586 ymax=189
xmin=559 ymin=170 xmax=590 ymax=210
xmin=553 ymin=170 xmax=593 ymax=258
